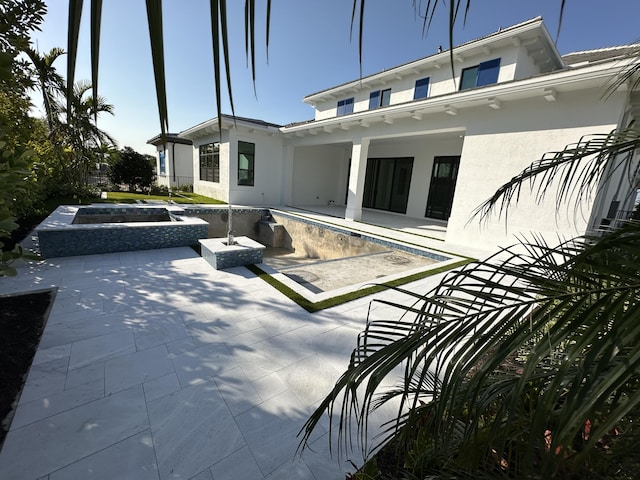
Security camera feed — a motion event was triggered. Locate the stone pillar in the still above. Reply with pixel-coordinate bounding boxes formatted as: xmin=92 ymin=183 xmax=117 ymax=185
xmin=345 ymin=138 xmax=370 ymax=221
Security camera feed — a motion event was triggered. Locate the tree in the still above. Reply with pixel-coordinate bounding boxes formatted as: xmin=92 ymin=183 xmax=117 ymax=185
xmin=0 ymin=0 xmax=47 ymax=275
xmin=108 ymin=146 xmax=155 ymax=192
xmin=53 ymin=79 xmax=115 ymax=191
xmin=24 ymin=47 xmax=65 ymax=132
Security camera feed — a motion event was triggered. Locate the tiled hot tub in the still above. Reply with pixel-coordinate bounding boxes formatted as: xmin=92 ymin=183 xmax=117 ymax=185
xmin=36 ymin=205 xmax=209 ymax=258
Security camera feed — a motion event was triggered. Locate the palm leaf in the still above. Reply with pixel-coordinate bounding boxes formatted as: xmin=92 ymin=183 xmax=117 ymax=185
xmin=472 ymin=128 xmax=640 ymax=224
xmin=90 ymin=0 xmax=102 ymax=123
xmin=66 ymin=0 xmax=83 ymax=121
xmin=145 ymin=0 xmax=169 ymax=138
xmin=300 ymin=223 xmax=640 ymax=477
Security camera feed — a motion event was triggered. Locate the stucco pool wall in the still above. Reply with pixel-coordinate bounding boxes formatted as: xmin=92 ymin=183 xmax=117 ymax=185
xmin=36 ymin=205 xmax=209 ymax=258
xmin=179 ymin=206 xmax=269 ymax=238
xmin=268 ymin=210 xmax=450 ymax=262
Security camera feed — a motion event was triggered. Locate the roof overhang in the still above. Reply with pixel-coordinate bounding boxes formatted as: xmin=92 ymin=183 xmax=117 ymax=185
xmin=286 ymin=58 xmax=631 ymax=137
xmin=146 ymin=133 xmax=193 ymax=146
xmin=303 ymin=17 xmax=564 ymax=106
xmin=180 ymin=115 xmax=282 ymax=140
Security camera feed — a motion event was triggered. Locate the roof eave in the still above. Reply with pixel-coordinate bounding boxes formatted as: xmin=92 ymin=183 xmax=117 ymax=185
xmin=303 ymin=17 xmax=563 ymax=105
xmin=287 ymin=59 xmax=630 ymax=134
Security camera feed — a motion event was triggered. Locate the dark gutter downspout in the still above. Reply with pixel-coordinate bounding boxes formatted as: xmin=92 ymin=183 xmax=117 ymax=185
xmin=172 ymin=142 xmax=176 ymax=183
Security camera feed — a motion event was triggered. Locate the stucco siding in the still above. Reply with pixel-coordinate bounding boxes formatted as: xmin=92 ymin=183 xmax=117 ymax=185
xmin=292 ymin=145 xmax=349 ymax=205
xmin=228 ymin=131 xmax=284 ymax=206
xmin=445 ymin=89 xmax=626 ymax=251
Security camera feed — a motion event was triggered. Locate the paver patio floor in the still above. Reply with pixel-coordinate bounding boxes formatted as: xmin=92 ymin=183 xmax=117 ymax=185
xmin=0 ymin=246 xmax=449 ymax=479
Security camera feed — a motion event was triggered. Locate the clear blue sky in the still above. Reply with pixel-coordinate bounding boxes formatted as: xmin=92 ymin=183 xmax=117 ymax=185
xmin=30 ymin=0 xmax=640 ymax=155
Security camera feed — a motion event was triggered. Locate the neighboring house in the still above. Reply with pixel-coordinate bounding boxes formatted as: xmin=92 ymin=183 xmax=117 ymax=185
xmin=148 ymin=17 xmax=639 ymax=251
xmin=147 ymin=133 xmax=194 ymax=190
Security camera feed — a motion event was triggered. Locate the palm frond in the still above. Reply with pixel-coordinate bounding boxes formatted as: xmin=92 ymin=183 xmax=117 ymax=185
xmin=89 ymin=0 xmax=102 ymax=123
xmin=145 ymin=0 xmax=169 ymax=137
xmin=66 ymin=0 xmax=83 ymax=121
xmin=472 ymin=128 xmax=640 ymax=224
xmin=300 ymin=223 xmax=640 ymax=478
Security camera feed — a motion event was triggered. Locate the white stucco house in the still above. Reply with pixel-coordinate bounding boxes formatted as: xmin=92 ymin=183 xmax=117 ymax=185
xmin=148 ymin=17 xmax=639 ymax=251
xmin=147 ymin=133 xmax=194 ymax=190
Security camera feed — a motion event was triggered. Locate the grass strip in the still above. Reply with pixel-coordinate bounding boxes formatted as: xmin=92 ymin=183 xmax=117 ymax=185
xmin=246 ymin=258 xmax=473 ymax=312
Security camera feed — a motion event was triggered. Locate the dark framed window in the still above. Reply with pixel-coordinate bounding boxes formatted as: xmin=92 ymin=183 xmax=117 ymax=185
xmin=199 ymin=143 xmax=219 ymax=183
xmin=460 ymin=58 xmax=501 ymax=90
xmin=369 ymin=88 xmax=391 ymax=109
xmin=159 ymin=150 xmax=166 ymax=175
xmin=238 ymin=141 xmax=255 ymax=186
xmin=337 ymin=97 xmax=354 ymax=116
xmin=413 ymin=77 xmax=430 ymax=100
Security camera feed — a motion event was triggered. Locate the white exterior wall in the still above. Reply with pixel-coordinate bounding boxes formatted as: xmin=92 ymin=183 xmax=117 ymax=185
xmin=310 ymin=44 xmax=525 ymax=121
xmin=446 ymin=89 xmax=627 ymax=251
xmin=291 ymin=145 xmax=350 ymax=205
xmin=228 ymin=130 xmax=284 ymax=206
xmin=513 ymin=46 xmax=542 ymax=80
xmin=155 ymin=143 xmax=194 ymax=188
xmin=193 ymin=131 xmax=230 ymax=203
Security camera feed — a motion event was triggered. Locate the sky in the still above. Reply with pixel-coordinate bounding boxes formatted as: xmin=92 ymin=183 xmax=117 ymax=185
xmin=28 ymin=0 xmax=640 ymax=156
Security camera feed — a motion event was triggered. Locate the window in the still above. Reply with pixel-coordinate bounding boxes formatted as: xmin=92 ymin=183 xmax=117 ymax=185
xmin=199 ymin=143 xmax=219 ymax=183
xmin=238 ymin=141 xmax=255 ymax=186
xmin=159 ymin=150 xmax=166 ymax=175
xmin=413 ymin=77 xmax=430 ymax=100
xmin=460 ymin=58 xmax=501 ymax=90
xmin=337 ymin=97 xmax=354 ymax=116
xmin=369 ymin=88 xmax=391 ymax=109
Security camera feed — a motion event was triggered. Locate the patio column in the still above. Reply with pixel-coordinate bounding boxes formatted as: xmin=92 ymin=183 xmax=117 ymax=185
xmin=280 ymin=145 xmax=294 ymax=206
xmin=345 ymin=138 xmax=370 ymax=221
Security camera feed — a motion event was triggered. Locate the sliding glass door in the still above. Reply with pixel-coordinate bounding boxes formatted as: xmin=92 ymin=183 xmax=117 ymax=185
xmin=363 ymin=157 xmax=413 ymax=214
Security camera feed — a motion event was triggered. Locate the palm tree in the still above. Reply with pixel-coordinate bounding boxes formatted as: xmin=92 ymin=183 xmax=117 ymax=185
xmin=24 ymin=47 xmax=65 ymax=132
xmin=54 ymin=80 xmax=115 ymax=188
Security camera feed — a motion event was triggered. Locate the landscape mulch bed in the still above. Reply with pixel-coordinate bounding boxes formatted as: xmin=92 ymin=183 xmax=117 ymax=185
xmin=0 ymin=289 xmax=55 ymax=448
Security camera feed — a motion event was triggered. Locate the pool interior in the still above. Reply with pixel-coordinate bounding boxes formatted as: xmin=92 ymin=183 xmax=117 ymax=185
xmin=254 ymin=210 xmax=460 ymax=300
xmin=262 ymin=246 xmax=439 ymax=294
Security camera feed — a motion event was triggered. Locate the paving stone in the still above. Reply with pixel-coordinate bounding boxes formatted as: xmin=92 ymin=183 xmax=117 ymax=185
xmin=68 ymin=330 xmax=136 ymax=370
xmin=147 ymin=378 xmax=245 ymax=480
xmin=105 ymin=344 xmax=174 ymax=395
xmin=0 ymin=386 xmax=149 ymax=480
xmin=48 ymin=430 xmax=159 ymax=480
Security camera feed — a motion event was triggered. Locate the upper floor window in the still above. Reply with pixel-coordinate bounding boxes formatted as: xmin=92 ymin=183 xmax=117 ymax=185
xmin=413 ymin=77 xmax=430 ymax=100
xmin=337 ymin=97 xmax=354 ymax=116
xmin=460 ymin=58 xmax=501 ymax=90
xmin=199 ymin=143 xmax=219 ymax=183
xmin=369 ymin=88 xmax=391 ymax=109
xmin=238 ymin=141 xmax=255 ymax=186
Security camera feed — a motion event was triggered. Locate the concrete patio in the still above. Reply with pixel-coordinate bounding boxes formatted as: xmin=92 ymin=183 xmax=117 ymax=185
xmin=0 ymin=242 xmax=453 ymax=479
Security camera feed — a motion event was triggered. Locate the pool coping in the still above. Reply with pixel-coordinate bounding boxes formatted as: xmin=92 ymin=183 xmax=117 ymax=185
xmin=35 ymin=204 xmax=205 ymax=231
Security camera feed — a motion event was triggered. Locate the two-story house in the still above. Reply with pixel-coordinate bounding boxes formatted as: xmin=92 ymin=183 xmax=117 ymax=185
xmin=149 ymin=17 xmax=639 ymax=251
